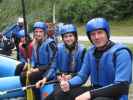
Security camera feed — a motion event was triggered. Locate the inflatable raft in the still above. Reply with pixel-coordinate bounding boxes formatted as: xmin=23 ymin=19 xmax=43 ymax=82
xmin=0 ymin=55 xmax=20 ymax=77
xmin=0 ymin=55 xmax=55 ymax=99
xmin=0 ymin=76 xmax=55 ymax=99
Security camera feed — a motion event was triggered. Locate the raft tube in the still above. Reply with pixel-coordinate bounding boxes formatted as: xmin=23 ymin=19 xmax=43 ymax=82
xmin=0 ymin=76 xmax=24 ymax=99
xmin=0 ymin=55 xmax=20 ymax=77
xmin=41 ymin=84 xmax=55 ymax=100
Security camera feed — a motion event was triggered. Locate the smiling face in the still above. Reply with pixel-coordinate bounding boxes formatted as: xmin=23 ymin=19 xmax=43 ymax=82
xmin=90 ymin=29 xmax=109 ymax=48
xmin=34 ymin=28 xmax=46 ymax=42
xmin=62 ymin=33 xmax=76 ymax=46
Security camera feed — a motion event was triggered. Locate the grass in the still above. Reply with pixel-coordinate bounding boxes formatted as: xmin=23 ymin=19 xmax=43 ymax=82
xmin=77 ymin=24 xmax=86 ymax=36
xmin=125 ymin=44 xmax=133 ymax=52
xmin=129 ymin=84 xmax=133 ymax=100
xmin=110 ymin=19 xmax=133 ymax=36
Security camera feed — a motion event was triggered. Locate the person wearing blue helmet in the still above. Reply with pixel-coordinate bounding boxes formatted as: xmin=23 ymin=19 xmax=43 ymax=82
xmin=17 ymin=30 xmax=33 ymax=63
xmin=55 ymin=18 xmax=132 ymax=100
xmin=19 ymin=21 xmax=57 ymax=100
xmin=17 ymin=29 xmax=25 ymax=38
xmin=3 ymin=17 xmax=25 ymax=59
xmin=18 ymin=30 xmax=26 ymax=62
xmin=0 ymin=18 xmax=24 ymax=56
xmin=35 ymin=24 xmax=86 ymax=100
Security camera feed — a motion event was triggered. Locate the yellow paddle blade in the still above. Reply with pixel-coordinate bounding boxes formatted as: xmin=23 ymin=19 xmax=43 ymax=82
xmin=26 ymin=62 xmax=34 ymax=100
xmin=26 ymin=88 xmax=34 ymax=100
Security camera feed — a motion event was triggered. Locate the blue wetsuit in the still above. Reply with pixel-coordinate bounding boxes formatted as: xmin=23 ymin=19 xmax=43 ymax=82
xmin=46 ymin=43 xmax=86 ymax=79
xmin=69 ymin=42 xmax=132 ymax=100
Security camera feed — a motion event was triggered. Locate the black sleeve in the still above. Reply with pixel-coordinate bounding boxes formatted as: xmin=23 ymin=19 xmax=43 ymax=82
xmin=48 ymin=41 xmax=57 ymax=66
xmin=37 ymin=41 xmax=57 ymax=71
xmin=49 ymin=41 xmax=57 ymax=55
xmin=90 ymin=81 xmax=129 ymax=99
xmin=81 ymin=48 xmax=87 ymax=63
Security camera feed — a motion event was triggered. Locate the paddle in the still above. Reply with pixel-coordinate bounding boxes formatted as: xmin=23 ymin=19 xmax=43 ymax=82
xmin=0 ymin=80 xmax=58 ymax=96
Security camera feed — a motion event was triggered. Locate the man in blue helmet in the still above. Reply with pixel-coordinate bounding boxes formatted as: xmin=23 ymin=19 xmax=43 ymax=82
xmin=35 ymin=24 xmax=86 ymax=99
xmin=54 ymin=18 xmax=132 ymax=100
xmin=19 ymin=21 xmax=57 ymax=100
xmin=3 ymin=17 xmax=24 ymax=39
xmin=2 ymin=17 xmax=25 ymax=59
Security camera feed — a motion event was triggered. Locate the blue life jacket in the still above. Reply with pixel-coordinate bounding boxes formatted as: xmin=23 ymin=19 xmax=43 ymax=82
xmin=46 ymin=43 xmax=86 ymax=79
xmin=88 ymin=44 xmax=132 ymax=86
xmin=69 ymin=43 xmax=132 ymax=100
xmin=31 ymin=38 xmax=55 ymax=67
xmin=56 ymin=43 xmax=85 ymax=73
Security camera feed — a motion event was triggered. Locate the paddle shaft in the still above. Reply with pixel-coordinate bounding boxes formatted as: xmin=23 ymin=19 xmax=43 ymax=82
xmin=0 ymin=80 xmax=58 ymax=95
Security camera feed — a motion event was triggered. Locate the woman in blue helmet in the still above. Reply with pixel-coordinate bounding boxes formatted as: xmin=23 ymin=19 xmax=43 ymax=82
xmin=19 ymin=21 xmax=57 ymax=100
xmin=54 ymin=18 xmax=132 ymax=100
xmin=35 ymin=24 xmax=86 ymax=99
xmin=18 ymin=29 xmax=26 ymax=62
xmin=17 ymin=29 xmax=33 ymax=63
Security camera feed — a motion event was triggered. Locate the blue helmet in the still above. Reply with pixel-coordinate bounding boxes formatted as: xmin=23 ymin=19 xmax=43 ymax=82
xmin=86 ymin=18 xmax=110 ymax=38
xmin=33 ymin=21 xmax=47 ymax=31
xmin=61 ymin=24 xmax=77 ymax=35
xmin=61 ymin=24 xmax=78 ymax=41
xmin=17 ymin=30 xmax=25 ymax=38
